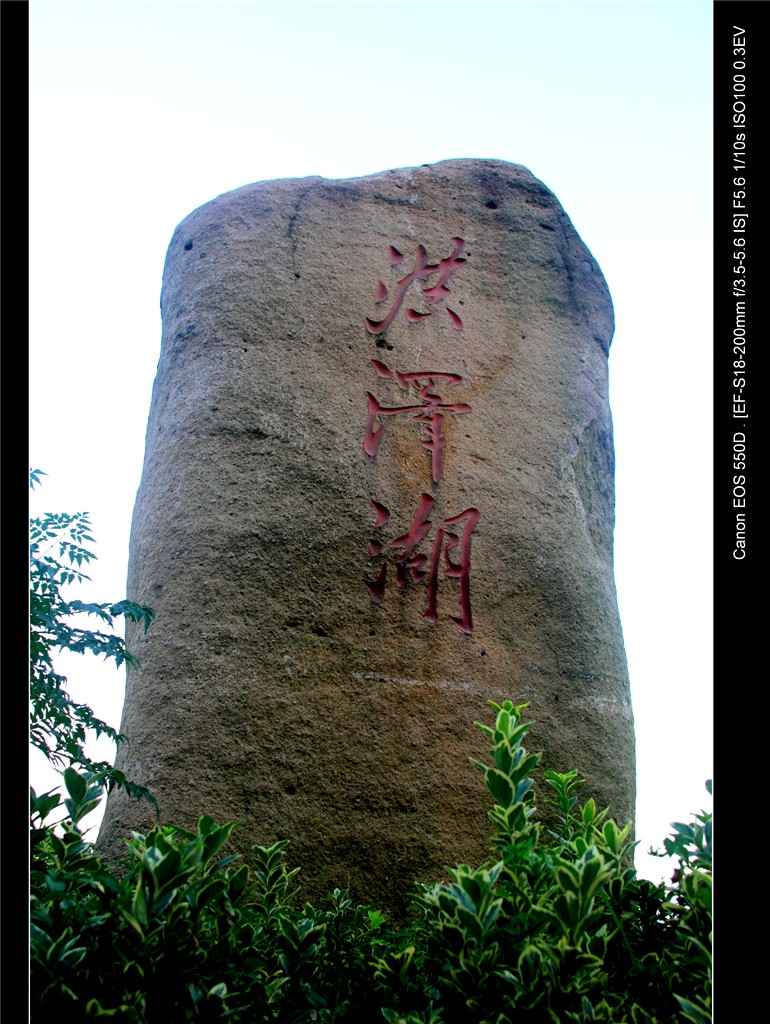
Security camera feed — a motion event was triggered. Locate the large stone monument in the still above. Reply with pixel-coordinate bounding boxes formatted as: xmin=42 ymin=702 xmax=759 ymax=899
xmin=99 ymin=159 xmax=635 ymax=910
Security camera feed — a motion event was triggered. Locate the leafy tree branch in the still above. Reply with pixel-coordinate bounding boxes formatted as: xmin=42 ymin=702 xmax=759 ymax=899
xmin=29 ymin=468 xmax=157 ymax=810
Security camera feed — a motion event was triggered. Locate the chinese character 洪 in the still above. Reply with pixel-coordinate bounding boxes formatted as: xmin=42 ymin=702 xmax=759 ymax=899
xmin=365 ymin=237 xmax=467 ymax=334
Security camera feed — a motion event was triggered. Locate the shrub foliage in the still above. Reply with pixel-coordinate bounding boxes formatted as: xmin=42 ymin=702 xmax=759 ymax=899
xmin=31 ymin=701 xmax=712 ymax=1023
xmin=29 ymin=483 xmax=712 ymax=1023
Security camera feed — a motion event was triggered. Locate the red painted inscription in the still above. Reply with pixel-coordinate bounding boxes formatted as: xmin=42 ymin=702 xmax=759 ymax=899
xmin=364 ymin=360 xmax=471 ymax=483
xmin=365 ymin=237 xmax=467 ymax=334
xmin=364 ymin=493 xmax=480 ymax=633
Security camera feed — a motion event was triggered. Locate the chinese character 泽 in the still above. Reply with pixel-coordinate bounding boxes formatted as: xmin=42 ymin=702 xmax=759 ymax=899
xmin=364 ymin=360 xmax=471 ymax=483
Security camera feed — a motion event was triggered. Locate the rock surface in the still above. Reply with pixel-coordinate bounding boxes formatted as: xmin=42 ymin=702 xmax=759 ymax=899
xmin=98 ymin=159 xmax=635 ymax=911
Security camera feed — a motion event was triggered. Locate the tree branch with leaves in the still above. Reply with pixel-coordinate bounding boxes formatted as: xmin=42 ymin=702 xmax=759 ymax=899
xmin=29 ymin=468 xmax=157 ymax=811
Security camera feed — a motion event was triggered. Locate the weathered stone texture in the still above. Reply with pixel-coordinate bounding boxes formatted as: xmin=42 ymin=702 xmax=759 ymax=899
xmin=98 ymin=159 xmax=635 ymax=911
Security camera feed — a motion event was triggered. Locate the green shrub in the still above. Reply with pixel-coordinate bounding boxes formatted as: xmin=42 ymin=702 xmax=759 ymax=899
xmin=29 ymin=483 xmax=711 ymax=1022
xmin=30 ymin=702 xmax=711 ymax=1023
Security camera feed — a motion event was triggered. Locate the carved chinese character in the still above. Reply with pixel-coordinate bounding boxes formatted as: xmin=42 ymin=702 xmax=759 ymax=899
xmin=364 ymin=494 xmax=480 ymax=634
xmin=365 ymin=237 xmax=467 ymax=333
xmin=364 ymin=360 xmax=471 ymax=483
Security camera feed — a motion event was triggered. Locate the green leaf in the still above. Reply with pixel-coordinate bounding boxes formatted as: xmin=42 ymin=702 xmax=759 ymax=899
xmin=672 ymin=822 xmax=695 ymax=838
xmin=30 ymin=922 xmax=52 ymax=950
xmin=63 ymin=767 xmax=88 ymax=804
xmin=674 ymin=995 xmax=711 ymax=1024
xmin=368 ymin=908 xmax=386 ymax=930
xmin=486 ymin=768 xmax=514 ymax=808
xmin=131 ymin=878 xmax=149 ymax=928
xmin=30 ymin=788 xmax=62 ymax=822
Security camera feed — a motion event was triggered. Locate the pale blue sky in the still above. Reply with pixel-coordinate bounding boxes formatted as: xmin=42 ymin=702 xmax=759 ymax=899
xmin=29 ymin=0 xmax=712 ymax=881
